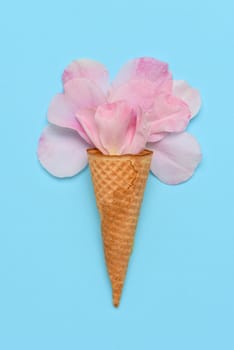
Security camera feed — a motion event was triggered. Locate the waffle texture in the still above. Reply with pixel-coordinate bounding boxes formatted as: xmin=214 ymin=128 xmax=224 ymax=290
xmin=88 ymin=149 xmax=152 ymax=307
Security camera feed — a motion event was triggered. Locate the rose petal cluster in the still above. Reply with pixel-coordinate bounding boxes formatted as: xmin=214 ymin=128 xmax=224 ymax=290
xmin=38 ymin=57 xmax=202 ymax=184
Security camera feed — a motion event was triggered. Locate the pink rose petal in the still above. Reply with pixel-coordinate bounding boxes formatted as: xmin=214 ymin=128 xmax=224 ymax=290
xmin=112 ymin=57 xmax=171 ymax=90
xmin=64 ymin=78 xmax=106 ymax=110
xmin=37 ymin=124 xmax=89 ymax=177
xmin=94 ymin=101 xmax=138 ymax=155
xmin=173 ymin=80 xmax=201 ymax=118
xmin=149 ymin=132 xmax=202 ymax=184
xmin=126 ymin=110 xmax=150 ymax=154
xmin=47 ymin=94 xmax=78 ymax=130
xmin=147 ymin=132 xmax=168 ymax=143
xmin=47 ymin=94 xmax=91 ymax=144
xmin=75 ymin=110 xmax=107 ymax=154
xmin=146 ymin=94 xmax=191 ymax=139
xmin=109 ymin=79 xmax=160 ymax=112
xmin=62 ymin=58 xmax=109 ymax=92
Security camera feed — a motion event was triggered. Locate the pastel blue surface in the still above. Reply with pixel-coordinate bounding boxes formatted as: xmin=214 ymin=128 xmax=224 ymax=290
xmin=0 ymin=1 xmax=233 ymax=349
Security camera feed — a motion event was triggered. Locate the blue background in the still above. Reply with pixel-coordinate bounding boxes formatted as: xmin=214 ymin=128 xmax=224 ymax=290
xmin=0 ymin=0 xmax=233 ymax=349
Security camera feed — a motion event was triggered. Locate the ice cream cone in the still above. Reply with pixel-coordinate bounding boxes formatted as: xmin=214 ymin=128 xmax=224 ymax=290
xmin=87 ymin=149 xmax=153 ymax=307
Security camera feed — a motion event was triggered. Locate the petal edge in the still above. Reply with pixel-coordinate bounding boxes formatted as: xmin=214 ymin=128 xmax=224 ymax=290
xmin=38 ymin=124 xmax=89 ymax=177
xmin=149 ymin=132 xmax=202 ymax=184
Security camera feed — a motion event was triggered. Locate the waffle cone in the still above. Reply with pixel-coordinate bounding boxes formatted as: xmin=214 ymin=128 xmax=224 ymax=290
xmin=87 ymin=149 xmax=152 ymax=307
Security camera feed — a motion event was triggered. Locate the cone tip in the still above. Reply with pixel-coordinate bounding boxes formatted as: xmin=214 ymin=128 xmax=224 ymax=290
xmin=113 ymin=300 xmax=120 ymax=308
xmin=112 ymin=289 xmax=121 ymax=308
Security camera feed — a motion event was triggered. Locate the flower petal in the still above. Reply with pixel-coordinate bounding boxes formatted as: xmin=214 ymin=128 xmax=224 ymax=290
xmin=147 ymin=132 xmax=168 ymax=143
xmin=112 ymin=57 xmax=171 ymax=90
xmin=47 ymin=94 xmax=78 ymax=129
xmin=37 ymin=124 xmax=89 ymax=177
xmin=173 ymin=80 xmax=201 ymax=118
xmin=109 ymin=79 xmax=160 ymax=112
xmin=64 ymin=78 xmax=106 ymax=110
xmin=149 ymin=132 xmax=202 ymax=184
xmin=47 ymin=93 xmax=93 ymax=144
xmin=127 ymin=111 xmax=150 ymax=154
xmin=146 ymin=94 xmax=191 ymax=139
xmin=75 ymin=110 xmax=106 ymax=154
xmin=62 ymin=59 xmax=109 ymax=92
xmin=94 ymin=101 xmax=138 ymax=154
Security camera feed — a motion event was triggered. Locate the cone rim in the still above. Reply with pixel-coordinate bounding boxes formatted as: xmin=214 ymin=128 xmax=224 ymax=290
xmin=87 ymin=148 xmax=153 ymax=159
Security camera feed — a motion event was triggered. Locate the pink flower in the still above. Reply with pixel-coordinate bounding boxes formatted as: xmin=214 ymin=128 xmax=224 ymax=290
xmin=38 ymin=57 xmax=202 ymax=184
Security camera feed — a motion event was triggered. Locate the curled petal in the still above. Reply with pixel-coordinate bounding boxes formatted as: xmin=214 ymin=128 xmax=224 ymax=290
xmin=62 ymin=59 xmax=109 ymax=92
xmin=149 ymin=132 xmax=202 ymax=184
xmin=127 ymin=111 xmax=150 ymax=154
xmin=112 ymin=57 xmax=171 ymax=90
xmin=75 ymin=110 xmax=106 ymax=154
xmin=64 ymin=78 xmax=106 ymax=110
xmin=146 ymin=94 xmax=191 ymax=138
xmin=37 ymin=124 xmax=89 ymax=177
xmin=173 ymin=80 xmax=201 ymax=118
xmin=94 ymin=101 xmax=138 ymax=155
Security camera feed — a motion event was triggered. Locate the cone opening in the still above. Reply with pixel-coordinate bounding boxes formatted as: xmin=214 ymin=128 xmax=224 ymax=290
xmin=87 ymin=148 xmax=153 ymax=158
